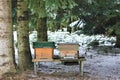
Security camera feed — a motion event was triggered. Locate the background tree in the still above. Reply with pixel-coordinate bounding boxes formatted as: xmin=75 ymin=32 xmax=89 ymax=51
xmin=0 ymin=0 xmax=16 ymax=76
xmin=17 ymin=0 xmax=33 ymax=71
xmin=27 ymin=0 xmax=77 ymax=41
xmin=37 ymin=0 xmax=47 ymax=41
xmin=73 ymin=0 xmax=120 ymax=47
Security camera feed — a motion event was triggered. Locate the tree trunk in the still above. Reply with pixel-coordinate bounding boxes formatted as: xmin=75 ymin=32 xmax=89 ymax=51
xmin=115 ymin=34 xmax=120 ymax=47
xmin=67 ymin=17 xmax=72 ymax=33
xmin=37 ymin=17 xmax=48 ymax=41
xmin=56 ymin=22 xmax=61 ymax=31
xmin=0 ymin=0 xmax=16 ymax=76
xmin=37 ymin=0 xmax=48 ymax=41
xmin=17 ymin=0 xmax=33 ymax=71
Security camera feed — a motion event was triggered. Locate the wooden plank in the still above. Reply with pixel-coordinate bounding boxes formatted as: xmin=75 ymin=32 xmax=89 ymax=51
xmin=32 ymin=57 xmax=86 ymax=62
xmin=32 ymin=59 xmax=53 ymax=62
xmin=32 ymin=57 xmax=86 ymax=76
xmin=61 ymin=58 xmax=86 ymax=62
xmin=58 ymin=44 xmax=79 ymax=50
xmin=32 ymin=59 xmax=61 ymax=62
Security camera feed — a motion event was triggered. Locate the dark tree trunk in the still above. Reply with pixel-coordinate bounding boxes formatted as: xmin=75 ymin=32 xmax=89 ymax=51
xmin=115 ymin=34 xmax=120 ymax=47
xmin=37 ymin=0 xmax=48 ymax=41
xmin=37 ymin=17 xmax=48 ymax=41
xmin=56 ymin=22 xmax=61 ymax=31
xmin=17 ymin=0 xmax=33 ymax=71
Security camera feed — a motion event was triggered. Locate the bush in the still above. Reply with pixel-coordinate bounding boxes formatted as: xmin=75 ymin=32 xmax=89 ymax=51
xmin=88 ymin=40 xmax=99 ymax=47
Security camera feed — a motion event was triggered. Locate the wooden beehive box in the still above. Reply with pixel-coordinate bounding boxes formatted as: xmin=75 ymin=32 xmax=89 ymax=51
xmin=57 ymin=43 xmax=79 ymax=59
xmin=33 ymin=42 xmax=55 ymax=59
xmin=34 ymin=48 xmax=53 ymax=59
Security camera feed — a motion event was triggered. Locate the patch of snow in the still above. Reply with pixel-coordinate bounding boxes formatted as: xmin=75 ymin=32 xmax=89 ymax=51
xmin=69 ymin=19 xmax=85 ymax=28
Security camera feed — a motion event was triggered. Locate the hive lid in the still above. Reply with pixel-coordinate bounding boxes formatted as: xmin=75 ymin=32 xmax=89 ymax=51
xmin=33 ymin=42 xmax=56 ymax=48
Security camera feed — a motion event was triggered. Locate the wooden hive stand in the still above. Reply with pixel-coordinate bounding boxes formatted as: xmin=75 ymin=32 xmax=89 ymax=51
xmin=57 ymin=43 xmax=86 ymax=75
xmin=32 ymin=42 xmax=86 ymax=76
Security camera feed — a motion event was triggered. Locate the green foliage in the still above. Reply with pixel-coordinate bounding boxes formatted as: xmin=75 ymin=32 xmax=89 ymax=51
xmin=73 ymin=0 xmax=120 ymax=35
xmin=105 ymin=27 xmax=115 ymax=36
xmin=114 ymin=23 xmax=120 ymax=35
xmin=28 ymin=0 xmax=46 ymax=18
xmin=25 ymin=0 xmax=77 ymax=31
xmin=27 ymin=0 xmax=77 ymax=18
xmin=12 ymin=0 xmax=17 ymax=26
xmin=46 ymin=0 xmax=77 ymax=30
xmin=47 ymin=19 xmax=55 ymax=31
xmin=29 ymin=15 xmax=37 ymax=31
xmin=88 ymin=40 xmax=99 ymax=47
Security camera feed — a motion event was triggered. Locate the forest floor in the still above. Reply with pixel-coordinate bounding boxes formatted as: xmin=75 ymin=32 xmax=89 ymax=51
xmin=1 ymin=46 xmax=120 ymax=80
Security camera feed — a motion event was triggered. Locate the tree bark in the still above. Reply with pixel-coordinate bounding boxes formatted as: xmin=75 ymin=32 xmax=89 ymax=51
xmin=37 ymin=0 xmax=48 ymax=41
xmin=0 ymin=0 xmax=16 ymax=76
xmin=115 ymin=34 xmax=120 ymax=47
xmin=17 ymin=0 xmax=33 ymax=71
xmin=37 ymin=17 xmax=48 ymax=41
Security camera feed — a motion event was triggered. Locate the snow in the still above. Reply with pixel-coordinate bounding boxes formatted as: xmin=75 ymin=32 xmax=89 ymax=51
xmin=69 ymin=19 xmax=85 ymax=28
xmin=29 ymin=31 xmax=116 ymax=46
xmin=84 ymin=53 xmax=120 ymax=79
xmin=13 ymin=31 xmax=120 ymax=79
xmin=14 ymin=31 xmax=116 ymax=57
xmin=28 ymin=48 xmax=120 ymax=79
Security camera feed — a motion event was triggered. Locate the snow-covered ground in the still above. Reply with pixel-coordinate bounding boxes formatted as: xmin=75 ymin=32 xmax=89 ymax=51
xmin=33 ymin=49 xmax=120 ymax=80
xmin=13 ymin=31 xmax=120 ymax=80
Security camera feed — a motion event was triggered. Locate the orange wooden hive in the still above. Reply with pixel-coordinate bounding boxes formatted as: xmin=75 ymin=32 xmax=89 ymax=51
xmin=34 ymin=48 xmax=53 ymax=59
xmin=33 ymin=42 xmax=55 ymax=59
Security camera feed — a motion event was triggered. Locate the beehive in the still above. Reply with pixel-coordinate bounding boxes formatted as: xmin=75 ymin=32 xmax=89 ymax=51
xmin=33 ymin=42 xmax=55 ymax=59
xmin=34 ymin=48 xmax=53 ymax=59
xmin=57 ymin=43 xmax=79 ymax=59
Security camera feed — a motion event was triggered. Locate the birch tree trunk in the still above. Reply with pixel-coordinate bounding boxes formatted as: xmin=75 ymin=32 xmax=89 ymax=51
xmin=0 ymin=0 xmax=16 ymax=76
